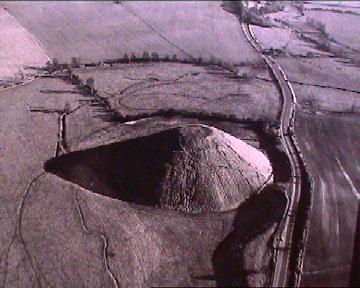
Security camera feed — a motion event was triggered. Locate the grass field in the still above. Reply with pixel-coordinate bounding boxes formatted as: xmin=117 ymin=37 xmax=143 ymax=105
xmin=305 ymin=1 xmax=360 ymax=14
xmin=275 ymin=56 xmax=360 ymax=115
xmin=305 ymin=10 xmax=360 ymax=51
xmin=0 ymin=73 xmax=274 ymax=286
xmin=0 ymin=76 xmax=84 ymax=286
xmin=295 ymin=112 xmax=359 ymax=286
xmin=0 ymin=74 xmax=238 ymax=287
xmin=73 ymin=62 xmax=280 ymax=122
xmin=293 ymin=84 xmax=360 ymax=113
xmin=2 ymin=1 xmax=260 ymax=65
xmin=0 ymin=6 xmax=49 ymax=82
xmin=251 ymin=1 xmax=360 ymax=61
xmin=249 ymin=3 xmax=360 ymax=286
xmin=277 ymin=57 xmax=360 ymax=91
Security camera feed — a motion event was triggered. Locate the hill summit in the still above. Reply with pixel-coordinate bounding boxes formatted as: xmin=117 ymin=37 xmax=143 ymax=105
xmin=45 ymin=124 xmax=273 ymax=213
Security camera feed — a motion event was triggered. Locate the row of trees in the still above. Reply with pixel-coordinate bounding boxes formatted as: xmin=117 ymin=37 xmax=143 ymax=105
xmin=45 ymin=52 xmax=234 ymax=74
xmin=45 ymin=57 xmax=81 ymax=73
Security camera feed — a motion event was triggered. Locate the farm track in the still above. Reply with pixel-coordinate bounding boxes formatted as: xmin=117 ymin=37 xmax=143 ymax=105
xmin=241 ymin=23 xmax=312 ymax=287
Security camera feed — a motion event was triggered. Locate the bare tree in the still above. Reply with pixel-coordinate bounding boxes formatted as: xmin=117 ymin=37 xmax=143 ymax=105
xmin=86 ymin=77 xmax=95 ymax=93
xmin=142 ymin=51 xmax=150 ymax=61
xmin=71 ymin=57 xmax=80 ymax=68
xmin=123 ymin=54 xmax=130 ymax=63
xmin=45 ymin=61 xmax=53 ymax=73
xmin=131 ymin=53 xmax=137 ymax=61
xmin=52 ymin=58 xmax=60 ymax=70
xmin=151 ymin=52 xmax=160 ymax=61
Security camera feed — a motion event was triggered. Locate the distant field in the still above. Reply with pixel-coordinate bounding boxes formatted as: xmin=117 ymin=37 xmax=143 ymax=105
xmin=277 ymin=57 xmax=360 ymax=92
xmin=293 ymin=84 xmax=360 ymax=113
xmin=2 ymin=1 xmax=260 ymax=65
xmin=276 ymin=57 xmax=360 ymax=114
xmin=305 ymin=10 xmax=360 ymax=51
xmin=251 ymin=1 xmax=360 ymax=60
xmin=74 ymin=62 xmax=280 ymax=121
xmin=251 ymin=26 xmax=328 ymax=59
xmin=295 ymin=112 xmax=360 ymax=286
xmin=0 ymin=6 xmax=49 ymax=81
xmin=306 ymin=1 xmax=360 ymax=12
xmin=250 ymin=25 xmax=323 ymax=57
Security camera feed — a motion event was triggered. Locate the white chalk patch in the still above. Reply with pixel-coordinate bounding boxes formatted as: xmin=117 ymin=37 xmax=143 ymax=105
xmin=335 ymin=156 xmax=359 ymax=199
xmin=124 ymin=120 xmax=138 ymax=125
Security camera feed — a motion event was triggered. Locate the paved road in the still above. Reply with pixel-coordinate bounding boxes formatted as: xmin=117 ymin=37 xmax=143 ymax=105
xmin=241 ymin=23 xmax=309 ymax=287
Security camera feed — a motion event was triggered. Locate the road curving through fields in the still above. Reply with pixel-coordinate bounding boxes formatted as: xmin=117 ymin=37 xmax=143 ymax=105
xmin=241 ymin=23 xmax=312 ymax=287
